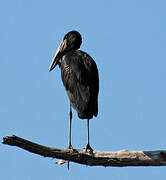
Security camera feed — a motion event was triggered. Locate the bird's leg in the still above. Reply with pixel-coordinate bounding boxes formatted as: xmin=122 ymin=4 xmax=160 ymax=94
xmin=85 ymin=119 xmax=93 ymax=152
xmin=67 ymin=103 xmax=73 ymax=170
xmin=68 ymin=103 xmax=73 ymax=149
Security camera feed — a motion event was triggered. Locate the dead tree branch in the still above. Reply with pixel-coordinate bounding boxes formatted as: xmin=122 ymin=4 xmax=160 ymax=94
xmin=2 ymin=135 xmax=166 ymax=167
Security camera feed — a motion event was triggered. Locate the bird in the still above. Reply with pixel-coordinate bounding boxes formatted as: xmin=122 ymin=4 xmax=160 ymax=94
xmin=49 ymin=30 xmax=99 ymax=151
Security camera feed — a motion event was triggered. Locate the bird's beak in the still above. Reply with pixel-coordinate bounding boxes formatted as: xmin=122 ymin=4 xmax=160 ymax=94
xmin=49 ymin=39 xmax=67 ymax=72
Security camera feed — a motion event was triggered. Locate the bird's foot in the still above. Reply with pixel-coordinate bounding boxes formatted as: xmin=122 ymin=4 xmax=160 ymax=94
xmin=67 ymin=144 xmax=73 ymax=150
xmin=85 ymin=143 xmax=93 ymax=152
xmin=66 ymin=144 xmax=73 ymax=170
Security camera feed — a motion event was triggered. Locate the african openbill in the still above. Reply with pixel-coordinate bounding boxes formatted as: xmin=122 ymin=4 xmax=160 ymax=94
xmin=49 ymin=30 xmax=99 ymax=151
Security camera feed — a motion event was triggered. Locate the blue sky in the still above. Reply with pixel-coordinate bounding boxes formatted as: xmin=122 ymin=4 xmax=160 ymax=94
xmin=1 ymin=0 xmax=166 ymax=179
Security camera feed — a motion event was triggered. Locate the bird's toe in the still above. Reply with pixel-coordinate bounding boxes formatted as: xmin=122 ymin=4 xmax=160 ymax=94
xmin=85 ymin=143 xmax=93 ymax=152
xmin=67 ymin=144 xmax=73 ymax=150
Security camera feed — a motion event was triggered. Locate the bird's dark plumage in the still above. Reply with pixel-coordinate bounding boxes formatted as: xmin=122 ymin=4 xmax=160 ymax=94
xmin=61 ymin=50 xmax=99 ymax=119
xmin=49 ymin=31 xmax=99 ymax=120
xmin=49 ymin=30 xmax=99 ymax=153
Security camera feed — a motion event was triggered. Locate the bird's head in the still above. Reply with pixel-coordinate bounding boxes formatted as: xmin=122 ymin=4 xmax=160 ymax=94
xmin=49 ymin=30 xmax=82 ymax=72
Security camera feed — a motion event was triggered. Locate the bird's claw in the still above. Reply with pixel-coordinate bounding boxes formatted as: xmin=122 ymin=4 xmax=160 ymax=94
xmin=67 ymin=144 xmax=73 ymax=150
xmin=85 ymin=143 xmax=93 ymax=152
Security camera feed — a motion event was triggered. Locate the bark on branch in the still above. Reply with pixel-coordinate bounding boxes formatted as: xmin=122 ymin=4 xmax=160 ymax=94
xmin=2 ymin=135 xmax=166 ymax=167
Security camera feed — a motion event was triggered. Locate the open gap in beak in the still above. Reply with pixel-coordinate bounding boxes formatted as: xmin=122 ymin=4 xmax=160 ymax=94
xmin=49 ymin=39 xmax=67 ymax=72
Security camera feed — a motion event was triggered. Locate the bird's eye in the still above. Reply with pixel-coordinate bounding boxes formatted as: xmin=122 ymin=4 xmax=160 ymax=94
xmin=71 ymin=35 xmax=76 ymax=41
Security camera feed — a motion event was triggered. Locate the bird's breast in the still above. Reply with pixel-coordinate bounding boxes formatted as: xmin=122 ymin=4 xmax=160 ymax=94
xmin=60 ymin=58 xmax=76 ymax=91
xmin=64 ymin=64 xmax=72 ymax=73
